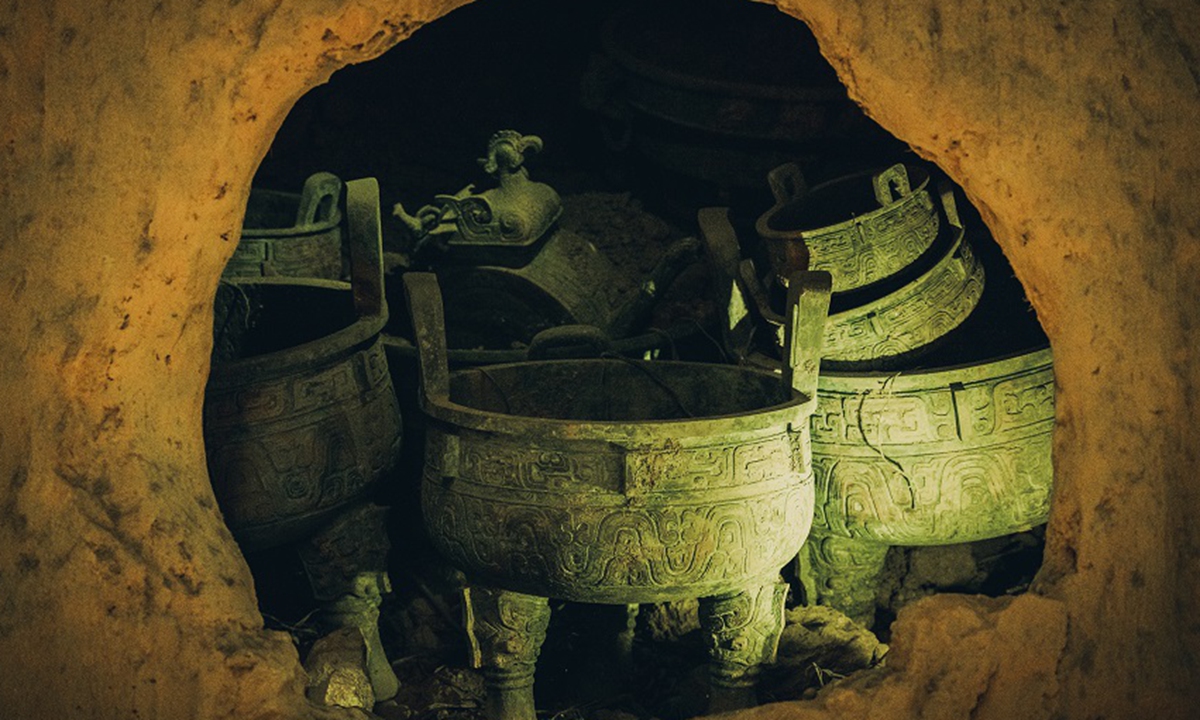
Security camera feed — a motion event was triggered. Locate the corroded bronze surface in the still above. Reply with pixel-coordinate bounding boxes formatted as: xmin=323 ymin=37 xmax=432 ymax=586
xmin=820 ymin=219 xmax=985 ymax=365
xmin=756 ymin=164 xmax=939 ymax=293
xmin=464 ymin=588 xmax=551 ymax=720
xmin=799 ymin=535 xmax=889 ymax=627
xmin=703 ymin=191 xmax=1053 ymax=626
xmin=414 ymin=349 xmax=819 ymax=605
xmin=299 ymin=503 xmax=399 ymax=702
xmin=225 ymin=171 xmax=345 ymax=280
xmin=405 ymin=270 xmax=830 ymax=719
xmin=205 ymin=179 xmax=401 ymax=550
xmin=421 ymin=418 xmax=814 ymax=604
xmin=705 ymin=184 xmax=984 ymax=368
xmin=392 ymin=130 xmax=562 ymax=257
xmin=393 ymin=132 xmax=637 ymax=347
xmin=810 ymin=347 xmax=1055 ymax=545
xmin=700 ymin=582 xmax=789 ymax=712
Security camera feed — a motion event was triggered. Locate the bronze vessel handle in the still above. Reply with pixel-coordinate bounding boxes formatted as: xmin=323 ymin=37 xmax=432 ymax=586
xmin=346 ymin=177 xmax=386 ymax=319
xmin=780 ymin=270 xmax=831 ymax=401
xmin=765 ymin=162 xmax=808 ymax=205
xmin=938 ymin=180 xmax=963 ymax=229
xmin=295 ymin=171 xmax=344 ymax=227
xmin=699 ymin=205 xmax=830 ymax=398
xmin=403 ymin=272 xmax=452 ymax=407
xmin=872 ymin=163 xmax=912 ymax=206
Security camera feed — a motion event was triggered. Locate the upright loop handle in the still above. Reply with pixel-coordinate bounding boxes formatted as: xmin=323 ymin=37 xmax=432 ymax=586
xmin=781 ymin=270 xmax=832 ymax=401
xmin=699 ymin=207 xmax=758 ymax=361
xmin=295 ymin=172 xmax=344 ymax=227
xmin=346 ymin=177 xmax=385 ymax=318
xmin=402 ymin=272 xmax=452 ymax=406
xmin=872 ymin=164 xmax=912 ymax=206
xmin=766 ymin=162 xmax=808 ymax=204
xmin=938 ymin=180 xmax=962 ymax=229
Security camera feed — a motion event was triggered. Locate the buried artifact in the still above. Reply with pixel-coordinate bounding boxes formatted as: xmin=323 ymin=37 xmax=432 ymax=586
xmin=701 ymin=181 xmax=1053 ymax=626
xmin=404 ymin=268 xmax=831 ymax=720
xmin=223 ymin=171 xmax=346 ymax=280
xmin=205 ymin=178 xmax=403 ymax=702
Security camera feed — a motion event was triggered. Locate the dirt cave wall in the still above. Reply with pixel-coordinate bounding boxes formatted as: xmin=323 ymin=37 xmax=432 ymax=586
xmin=0 ymin=1 xmax=1196 ymax=720
xmin=0 ymin=2 xmax=468 ymax=719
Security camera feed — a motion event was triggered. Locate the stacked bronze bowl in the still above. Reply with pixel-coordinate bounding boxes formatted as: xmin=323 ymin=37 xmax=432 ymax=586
xmin=222 ymin=171 xmax=347 ymax=280
xmin=702 ymin=163 xmax=1054 ymax=626
xmin=755 ymin=161 xmax=985 ymax=368
xmin=206 ymin=178 xmax=403 ymax=701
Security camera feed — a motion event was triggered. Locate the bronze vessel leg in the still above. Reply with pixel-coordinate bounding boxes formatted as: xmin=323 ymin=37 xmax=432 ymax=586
xmin=802 ymin=534 xmax=890 ymax=627
xmin=465 ymin=587 xmax=552 ymax=720
xmin=298 ymin=503 xmax=400 ymax=702
xmin=615 ymin=603 xmax=639 ymax=676
xmin=698 ymin=580 xmax=788 ymax=713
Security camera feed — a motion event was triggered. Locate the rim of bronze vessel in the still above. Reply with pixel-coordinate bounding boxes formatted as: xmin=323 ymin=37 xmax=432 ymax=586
xmin=755 ymin=163 xmax=939 ymax=294
xmin=820 ymin=220 xmax=985 ymax=366
xmin=206 ymin=278 xmax=387 ymax=388
xmin=241 ymin=172 xmax=344 ymax=239
xmin=411 ymin=336 xmax=818 ymax=443
xmin=227 ymin=171 xmax=345 ymax=280
xmin=599 ymin=4 xmax=847 ymax=131
xmin=212 ymin=177 xmax=387 ymax=382
xmin=404 ymin=270 xmax=830 ymax=603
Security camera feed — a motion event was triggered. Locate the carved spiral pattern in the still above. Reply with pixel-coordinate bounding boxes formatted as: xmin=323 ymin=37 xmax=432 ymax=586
xmin=204 ymin=339 xmax=402 ymax=549
xmin=810 ymin=349 xmax=1054 ymax=544
xmin=806 ymin=190 xmax=939 ymax=292
xmin=422 ymin=428 xmax=814 ymax=604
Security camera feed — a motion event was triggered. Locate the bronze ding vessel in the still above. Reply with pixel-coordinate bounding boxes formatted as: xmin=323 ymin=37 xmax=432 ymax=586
xmin=755 ymin=163 xmax=940 ymax=294
xmin=405 ymin=269 xmax=831 ymax=720
xmin=802 ymin=343 xmax=1053 ymax=624
xmin=224 ymin=171 xmax=345 ymax=280
xmin=714 ymin=182 xmax=984 ymax=369
xmin=205 ymin=178 xmax=401 ymax=550
xmin=703 ymin=192 xmax=1052 ymax=627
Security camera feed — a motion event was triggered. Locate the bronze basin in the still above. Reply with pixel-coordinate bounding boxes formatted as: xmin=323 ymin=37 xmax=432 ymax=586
xmin=405 ymin=270 xmax=831 ymax=718
xmin=755 ymin=163 xmax=940 ymax=293
xmin=205 ymin=179 xmax=400 ymax=550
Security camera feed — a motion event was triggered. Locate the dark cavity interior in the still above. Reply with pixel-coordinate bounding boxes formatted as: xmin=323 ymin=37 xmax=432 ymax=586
xmin=449 ymin=359 xmax=792 ymax=421
xmin=766 ymin=168 xmax=928 ymax=232
xmin=243 ymin=189 xmax=305 ymax=231
xmin=212 ymin=282 xmax=356 ymax=362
